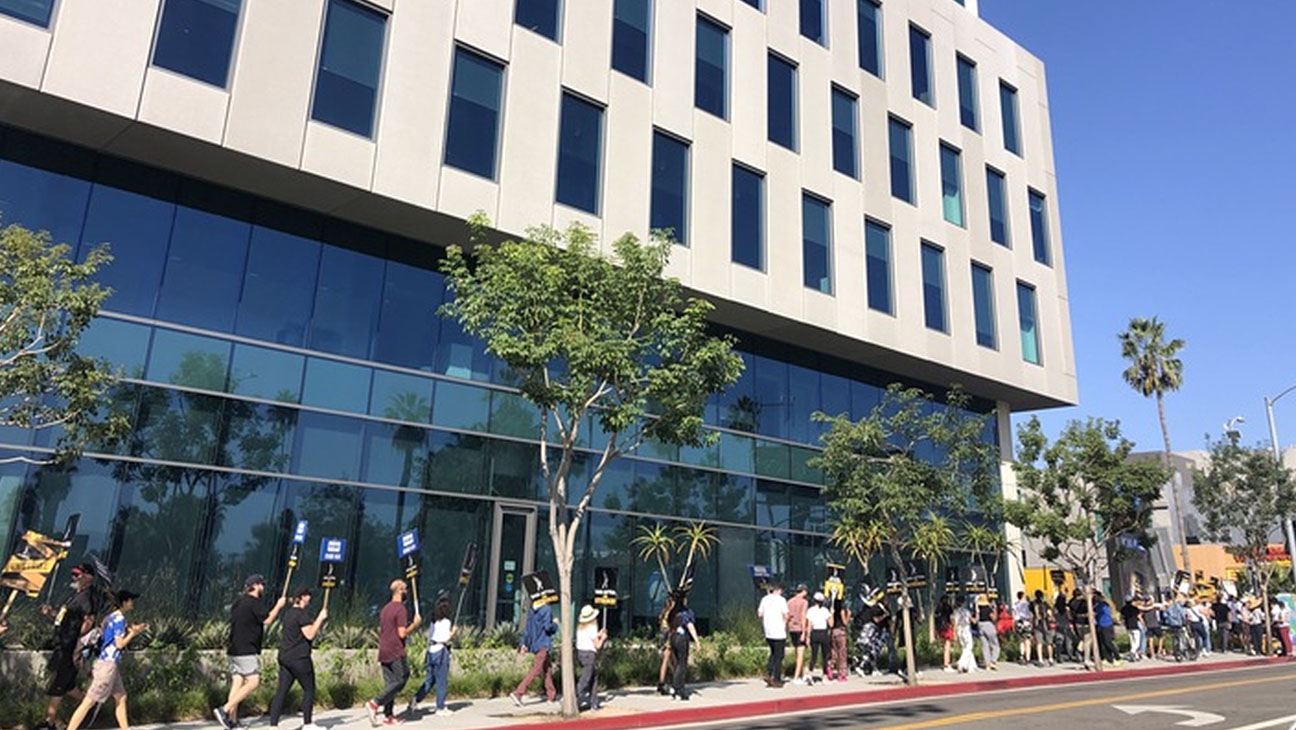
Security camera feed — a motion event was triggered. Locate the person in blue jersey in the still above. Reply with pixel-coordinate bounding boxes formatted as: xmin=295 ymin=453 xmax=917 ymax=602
xmin=65 ymin=590 xmax=147 ymax=730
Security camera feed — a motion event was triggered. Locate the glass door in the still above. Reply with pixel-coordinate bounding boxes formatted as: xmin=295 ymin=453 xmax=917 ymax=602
xmin=486 ymin=503 xmax=536 ymax=630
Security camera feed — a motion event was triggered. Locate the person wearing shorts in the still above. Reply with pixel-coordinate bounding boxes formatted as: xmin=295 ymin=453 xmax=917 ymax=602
xmin=1030 ymin=590 xmax=1056 ymax=665
xmin=37 ymin=563 xmax=101 ymax=730
xmin=786 ymin=585 xmax=809 ymax=684
xmin=66 ymin=590 xmax=146 ymax=730
xmin=216 ymin=574 xmax=286 ymax=729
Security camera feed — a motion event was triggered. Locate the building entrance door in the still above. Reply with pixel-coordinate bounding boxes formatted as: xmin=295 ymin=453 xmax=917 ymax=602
xmin=486 ymin=502 xmax=536 ymax=630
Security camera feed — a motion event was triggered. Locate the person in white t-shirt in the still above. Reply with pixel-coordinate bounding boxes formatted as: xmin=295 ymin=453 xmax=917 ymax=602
xmin=575 ymin=605 xmax=607 ymax=711
xmin=409 ymin=595 xmax=456 ymax=716
xmin=805 ymin=593 xmax=833 ymax=682
xmin=757 ymin=583 xmax=790 ymax=687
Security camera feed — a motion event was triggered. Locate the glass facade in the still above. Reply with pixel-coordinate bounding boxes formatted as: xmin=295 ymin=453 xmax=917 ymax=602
xmin=0 ymin=0 xmax=52 ymax=26
xmin=695 ymin=16 xmax=728 ymax=120
xmin=799 ymin=0 xmax=825 ymax=46
xmin=445 ymin=47 xmax=504 ymax=180
xmin=831 ymin=87 xmax=858 ymax=179
xmin=152 ymin=0 xmax=242 ymax=87
xmin=1029 ymin=189 xmax=1051 ymax=265
xmin=0 ymin=126 xmax=1001 ymax=630
xmin=909 ymin=25 xmax=933 ymax=106
xmin=311 ymin=0 xmax=386 ymax=138
xmin=857 ymin=0 xmax=882 ymax=77
xmin=940 ymin=143 xmax=964 ymax=227
xmin=921 ymin=242 xmax=947 ymax=333
xmin=515 ymin=0 xmax=561 ymax=41
xmin=555 ymin=92 xmax=603 ymax=214
xmin=986 ymin=167 xmax=1010 ymax=246
xmin=1000 ymin=81 xmax=1021 ymax=155
xmin=956 ymin=55 xmax=978 ymax=131
xmin=971 ymin=263 xmax=996 ymax=349
xmin=611 ymin=0 xmax=651 ymax=83
xmin=865 ymin=219 xmax=892 ymax=314
xmin=650 ymin=130 xmax=689 ymax=245
xmin=801 ymin=193 xmax=832 ymax=294
xmin=731 ymin=163 xmax=763 ymax=270
xmin=767 ymin=53 xmax=798 ymax=152
xmin=1017 ymin=281 xmax=1041 ymax=364
xmin=888 ymin=116 xmax=914 ymax=203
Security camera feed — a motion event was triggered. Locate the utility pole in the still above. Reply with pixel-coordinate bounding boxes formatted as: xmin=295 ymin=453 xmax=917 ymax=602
xmin=1264 ymin=386 xmax=1296 ymax=587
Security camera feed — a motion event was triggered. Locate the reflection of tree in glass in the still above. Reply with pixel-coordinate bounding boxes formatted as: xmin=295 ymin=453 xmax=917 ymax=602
xmin=725 ymin=395 xmax=762 ymax=433
xmin=383 ymin=391 xmax=431 ymax=488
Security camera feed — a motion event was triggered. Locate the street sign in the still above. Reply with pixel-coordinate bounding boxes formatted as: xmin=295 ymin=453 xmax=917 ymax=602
xmin=593 ymin=566 xmax=618 ymax=608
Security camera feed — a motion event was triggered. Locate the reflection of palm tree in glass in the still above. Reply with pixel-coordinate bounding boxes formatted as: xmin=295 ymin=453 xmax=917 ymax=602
xmin=383 ymin=391 xmax=431 ymax=489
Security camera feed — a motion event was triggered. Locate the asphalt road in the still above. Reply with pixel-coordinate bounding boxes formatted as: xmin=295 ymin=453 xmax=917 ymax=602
xmin=685 ymin=663 xmax=1296 ymax=730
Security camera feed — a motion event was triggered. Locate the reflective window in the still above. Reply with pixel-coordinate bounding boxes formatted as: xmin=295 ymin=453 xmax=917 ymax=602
xmin=857 ymin=0 xmax=881 ymax=77
xmin=374 ymin=261 xmax=440 ymax=370
xmin=369 ymin=370 xmax=433 ymax=423
xmin=77 ymin=318 xmax=151 ymax=378
xmin=219 ymin=403 xmax=296 ymax=472
xmin=612 ymin=0 xmax=651 ymax=83
xmin=156 ymin=201 xmax=251 ymax=332
xmin=801 ymin=193 xmax=832 ymax=294
xmin=1029 ymin=189 xmax=1051 ymax=265
xmin=888 ymin=117 xmax=913 ymax=203
xmin=831 ymin=87 xmax=858 ymax=179
xmin=650 ymin=130 xmax=688 ymax=245
xmin=487 ymin=439 xmax=538 ymax=499
xmin=152 ymin=0 xmax=243 ymax=87
xmin=431 ymin=380 xmax=490 ymax=432
xmin=311 ymin=0 xmax=386 ymax=138
xmin=799 ymin=0 xmax=825 ymax=45
xmin=715 ymin=351 xmax=755 ymax=432
xmin=786 ymin=364 xmax=820 ymax=445
xmin=80 ymin=184 xmax=176 ymax=317
xmin=0 ymin=158 xmax=91 ymax=248
xmin=293 ymin=412 xmax=363 ymax=481
xmin=424 ymin=430 xmax=487 ymax=494
xmin=228 ymin=343 xmax=304 ymax=403
xmin=302 ymin=357 xmax=371 ymax=414
xmin=921 ymin=242 xmax=947 ymax=333
xmin=132 ymin=388 xmax=223 ymax=464
xmin=235 ymin=225 xmax=319 ymax=347
xmin=909 ymin=25 xmax=933 ymax=106
xmin=1000 ymin=81 xmax=1021 ymax=155
xmin=146 ymin=329 xmax=231 ymax=390
xmin=515 ymin=0 xmax=561 ymax=41
xmin=555 ymin=92 xmax=603 ymax=214
xmin=738 ymin=0 xmax=762 ymax=9
xmin=434 ymin=318 xmax=493 ymax=382
xmin=986 ymin=167 xmax=1010 ymax=246
xmin=1017 ymin=281 xmax=1041 ymax=364
xmin=695 ymin=16 xmax=728 ymax=119
xmin=940 ymin=143 xmax=964 ymax=227
xmin=719 ymin=431 xmax=755 ymax=474
xmin=0 ymin=0 xmax=52 ymax=26
xmin=865 ymin=219 xmax=892 ymax=314
xmin=767 ymin=53 xmax=797 ymax=151
xmin=756 ymin=441 xmax=790 ymax=480
xmin=956 ymin=55 xmax=979 ymax=131
xmin=752 ymin=356 xmax=788 ymax=439
xmin=971 ymin=263 xmax=996 ymax=349
xmin=444 ymin=47 xmax=504 ymax=179
xmin=308 ymin=242 xmax=384 ymax=358
xmin=488 ymin=391 xmax=541 ymax=439
xmin=731 ymin=164 xmax=764 ymax=270
xmin=200 ymin=475 xmax=285 ymax=611
xmin=363 ymin=421 xmax=427 ymax=488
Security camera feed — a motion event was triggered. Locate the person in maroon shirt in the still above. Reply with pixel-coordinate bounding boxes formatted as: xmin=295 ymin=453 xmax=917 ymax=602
xmin=365 ymin=580 xmax=421 ymax=726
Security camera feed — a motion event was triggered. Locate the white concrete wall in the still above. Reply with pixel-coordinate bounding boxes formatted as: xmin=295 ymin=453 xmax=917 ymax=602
xmin=0 ymin=0 xmax=1076 ymax=409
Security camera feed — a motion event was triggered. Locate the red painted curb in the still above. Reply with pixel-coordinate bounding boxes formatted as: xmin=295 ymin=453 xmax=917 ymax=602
xmin=475 ymin=657 xmax=1293 ymax=730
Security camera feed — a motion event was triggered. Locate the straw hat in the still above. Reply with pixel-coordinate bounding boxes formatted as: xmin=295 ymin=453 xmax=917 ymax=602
xmin=579 ymin=605 xmax=598 ymax=624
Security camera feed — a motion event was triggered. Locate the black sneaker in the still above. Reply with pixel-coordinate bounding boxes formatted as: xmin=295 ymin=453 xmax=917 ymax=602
xmin=213 ymin=707 xmax=233 ymax=730
xmin=657 ymin=683 xmax=670 ymax=695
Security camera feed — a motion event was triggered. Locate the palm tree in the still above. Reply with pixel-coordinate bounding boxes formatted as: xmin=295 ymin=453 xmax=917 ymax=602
xmin=914 ymin=516 xmax=955 ymax=641
xmin=960 ymin=522 xmax=1002 ymax=595
xmin=1119 ymin=317 xmax=1189 ymax=576
xmin=829 ymin=518 xmax=886 ymax=574
xmin=674 ymin=521 xmax=720 ymax=590
xmin=632 ymin=522 xmax=677 ymax=595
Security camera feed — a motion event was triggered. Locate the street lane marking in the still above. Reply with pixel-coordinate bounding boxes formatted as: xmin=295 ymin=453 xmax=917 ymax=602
xmin=1112 ymin=704 xmax=1224 ymax=727
xmin=1225 ymin=715 xmax=1296 ymax=730
xmin=868 ymin=672 xmax=1296 ymax=729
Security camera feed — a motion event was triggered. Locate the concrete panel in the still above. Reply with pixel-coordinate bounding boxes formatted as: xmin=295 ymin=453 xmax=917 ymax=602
xmin=495 ymin=31 xmax=561 ymax=234
xmin=651 ymin=0 xmax=694 ymax=138
xmin=41 ymin=0 xmax=158 ymax=118
xmin=689 ymin=112 xmax=732 ymax=300
xmin=437 ymin=165 xmax=500 ymax=228
xmin=601 ymin=74 xmax=653 ymax=252
xmin=0 ymin=18 xmax=52 ymax=89
xmin=301 ymin=121 xmax=376 ymax=193
xmin=454 ymin=0 xmax=514 ymax=62
xmin=138 ymin=69 xmax=230 ymax=145
xmin=728 ymin=2 xmax=764 ymax=167
xmin=561 ymin=0 xmax=612 ymax=104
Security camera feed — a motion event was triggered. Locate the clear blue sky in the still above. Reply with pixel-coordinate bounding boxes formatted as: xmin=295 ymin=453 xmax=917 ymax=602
xmin=980 ymin=0 xmax=1296 ymax=454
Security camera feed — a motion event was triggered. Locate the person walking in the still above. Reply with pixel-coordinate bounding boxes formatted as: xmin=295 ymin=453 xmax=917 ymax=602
xmin=830 ymin=595 xmax=851 ymax=682
xmin=1030 ymin=590 xmax=1056 ymax=666
xmin=366 ymin=579 xmax=422 ymax=726
xmin=1120 ymin=595 xmax=1143 ymax=661
xmin=757 ymin=583 xmax=789 ymax=687
xmin=1189 ymin=598 xmax=1211 ymax=655
xmin=786 ymin=585 xmax=809 ymax=685
xmin=268 ymin=588 xmax=328 ymax=730
xmin=1070 ymin=591 xmax=1093 ymax=667
xmin=954 ymin=596 xmax=978 ymax=673
xmin=1012 ymin=592 xmax=1033 ymax=665
xmin=216 ymin=575 xmax=287 ymax=730
xmin=974 ymin=594 xmax=999 ymax=670
xmin=574 ymin=605 xmax=607 ymax=711
xmin=410 ymin=595 xmax=456 ymax=716
xmin=1210 ymin=593 xmax=1231 ymax=653
xmin=805 ymin=592 xmax=832 ymax=681
xmin=1053 ymin=588 xmax=1075 ymax=662
xmin=65 ymin=590 xmax=146 ymax=730
xmin=669 ymin=594 xmax=700 ymax=700
xmin=36 ymin=563 xmax=102 ymax=730
xmin=1093 ymin=592 xmax=1119 ymax=666
xmin=1274 ymin=599 xmax=1293 ymax=656
xmin=1140 ymin=595 xmax=1164 ymax=659
xmin=655 ymin=592 xmax=678 ymax=695
xmin=935 ymin=595 xmax=955 ymax=672
xmin=509 ymin=596 xmax=558 ymax=706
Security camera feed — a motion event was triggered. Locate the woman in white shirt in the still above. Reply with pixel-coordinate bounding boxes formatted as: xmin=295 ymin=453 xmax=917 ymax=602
xmin=576 ymin=605 xmax=607 ymax=711
xmin=805 ymin=593 xmax=833 ymax=682
xmin=954 ymin=597 xmax=978 ymax=673
xmin=410 ymin=595 xmax=456 ymax=716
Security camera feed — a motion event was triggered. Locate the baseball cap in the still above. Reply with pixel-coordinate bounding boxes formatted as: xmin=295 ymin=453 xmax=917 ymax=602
xmin=70 ymin=562 xmax=94 ymax=578
xmin=244 ymin=574 xmax=266 ymax=590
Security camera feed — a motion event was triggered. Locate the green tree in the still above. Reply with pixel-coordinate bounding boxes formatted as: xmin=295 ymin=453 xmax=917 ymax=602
xmin=913 ymin=516 xmax=955 ymax=641
xmin=811 ymin=384 xmax=1000 ymax=684
xmin=1 ymin=223 xmax=127 ymax=465
xmin=1119 ymin=316 xmax=1189 ymax=576
xmin=1008 ymin=417 xmax=1168 ymax=671
xmin=1191 ymin=438 xmax=1296 ymax=655
xmin=439 ymin=217 xmax=742 ymax=716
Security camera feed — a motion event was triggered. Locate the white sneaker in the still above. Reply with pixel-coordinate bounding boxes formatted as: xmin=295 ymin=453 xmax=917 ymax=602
xmin=303 ymin=724 xmax=324 ymax=730
xmin=434 ymin=708 xmax=455 ymax=716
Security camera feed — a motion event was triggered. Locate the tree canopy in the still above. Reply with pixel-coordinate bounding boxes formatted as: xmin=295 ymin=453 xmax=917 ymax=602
xmin=1192 ymin=439 xmax=1296 ymax=576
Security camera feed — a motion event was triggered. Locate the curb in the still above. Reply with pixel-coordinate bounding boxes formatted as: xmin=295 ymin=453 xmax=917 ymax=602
xmin=479 ymin=657 xmax=1292 ymax=730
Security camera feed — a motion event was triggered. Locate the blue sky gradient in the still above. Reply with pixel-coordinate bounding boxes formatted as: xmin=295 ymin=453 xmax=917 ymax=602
xmin=981 ymin=0 xmax=1296 ymax=454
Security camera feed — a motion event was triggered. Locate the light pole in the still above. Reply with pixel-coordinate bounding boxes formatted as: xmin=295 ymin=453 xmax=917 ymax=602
xmin=1264 ymin=383 xmax=1296 ymax=587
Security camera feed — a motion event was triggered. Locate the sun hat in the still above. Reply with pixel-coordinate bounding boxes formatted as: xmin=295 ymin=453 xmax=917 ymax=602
xmin=579 ymin=605 xmax=598 ymax=624
xmin=813 ymin=591 xmax=826 ymax=602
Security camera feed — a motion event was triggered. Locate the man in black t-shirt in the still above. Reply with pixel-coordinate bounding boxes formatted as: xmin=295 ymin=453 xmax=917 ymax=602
xmin=215 ymin=574 xmax=286 ymax=729
xmin=268 ymin=588 xmax=328 ymax=730
xmin=36 ymin=563 xmax=101 ymax=730
xmin=1120 ymin=596 xmax=1143 ymax=660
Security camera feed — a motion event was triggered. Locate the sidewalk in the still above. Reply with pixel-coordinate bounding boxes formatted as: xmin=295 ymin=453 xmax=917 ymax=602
xmin=139 ymin=652 xmax=1288 ymax=730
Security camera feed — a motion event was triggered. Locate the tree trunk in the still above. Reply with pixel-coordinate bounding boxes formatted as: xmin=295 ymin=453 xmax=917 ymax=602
xmin=1157 ymin=392 xmax=1192 ymax=579
xmin=890 ymin=548 xmax=919 ymax=685
xmin=556 ymin=544 xmax=578 ymax=717
xmin=1085 ymin=584 xmax=1102 ymax=672
xmin=1261 ymin=567 xmax=1273 ymax=658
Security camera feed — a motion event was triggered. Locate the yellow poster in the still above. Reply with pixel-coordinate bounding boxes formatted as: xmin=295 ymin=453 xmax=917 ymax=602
xmin=0 ymin=530 xmax=72 ymax=598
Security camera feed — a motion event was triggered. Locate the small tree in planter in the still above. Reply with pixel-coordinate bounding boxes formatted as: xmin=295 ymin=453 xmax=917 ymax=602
xmin=440 ymin=218 xmax=742 ymax=716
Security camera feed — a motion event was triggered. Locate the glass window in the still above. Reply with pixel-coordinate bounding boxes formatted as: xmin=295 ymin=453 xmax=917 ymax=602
xmin=374 ymin=261 xmax=440 ymax=370
xmin=851 ymin=380 xmax=881 ymax=419
xmin=80 ymin=184 xmax=176 ymax=317
xmin=738 ymin=0 xmax=762 ymax=9
xmin=695 ymin=16 xmax=728 ymax=119
xmin=888 ymin=117 xmax=913 ymax=203
xmin=1029 ymin=189 xmax=1051 ymax=265
xmin=831 ymin=87 xmax=858 ymax=179
xmin=308 ymin=243 xmax=384 ymax=358
xmin=555 ymin=92 xmax=603 ymax=214
xmin=311 ymin=0 xmax=386 ymax=138
xmin=219 ymin=402 xmax=296 ymax=472
xmin=146 ymin=329 xmax=231 ymax=390
xmin=767 ymin=54 xmax=797 ymax=152
xmin=971 ymin=263 xmax=996 ymax=349
xmin=488 ymin=391 xmax=541 ymax=439
xmin=431 ymin=380 xmax=490 ymax=432
xmin=752 ymin=356 xmax=788 ymax=439
xmin=611 ymin=0 xmax=651 ymax=83
xmin=424 ymin=430 xmax=487 ymax=494
xmin=986 ymin=167 xmax=1010 ymax=246
xmin=293 ymin=411 xmax=363 ymax=481
xmin=132 ymin=388 xmax=224 ymax=464
xmin=786 ymin=364 xmax=820 ymax=445
xmin=301 ymin=357 xmax=371 ymax=414
xmin=152 ymin=0 xmax=243 ymax=87
xmin=200 ymin=475 xmax=286 ymax=611
xmin=0 ymin=158 xmax=91 ymax=248
xmin=156 ymin=204 xmax=251 ymax=332
xmin=444 ymin=47 xmax=504 ymax=179
xmin=756 ymin=441 xmax=790 ymax=480
xmin=1017 ymin=281 xmax=1041 ymax=364
xmin=362 ymin=421 xmax=428 ymax=488
xmin=650 ymin=131 xmax=688 ymax=245
xmin=1000 ymin=81 xmax=1021 ymax=155
xmin=864 ymin=219 xmax=892 ymax=314
xmin=714 ymin=351 xmax=755 ymax=432
xmin=77 ymin=318 xmax=152 ymax=378
xmin=235 ymin=225 xmax=319 ymax=348
xmin=228 ymin=343 xmax=304 ymax=403
xmin=940 ymin=143 xmax=964 ymax=227
xmin=956 ymin=55 xmax=978 ymax=131
xmin=799 ymin=0 xmax=825 ymax=45
xmin=731 ymin=164 xmax=764 ymax=270
xmin=719 ymin=431 xmax=755 ymax=475
xmin=0 ymin=0 xmax=52 ymax=26
xmin=487 ymin=439 xmax=539 ymax=499
xmin=921 ymin=242 xmax=947 ymax=333
xmin=515 ymin=0 xmax=561 ymax=41
xmin=369 ymin=369 xmax=433 ymax=423
xmin=856 ymin=0 xmax=881 ymax=76
xmin=434 ymin=318 xmax=493 ymax=382
xmin=801 ymin=193 xmax=832 ymax=294
xmin=909 ymin=25 xmax=933 ymax=106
